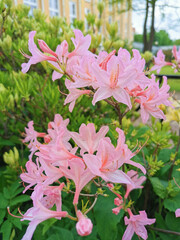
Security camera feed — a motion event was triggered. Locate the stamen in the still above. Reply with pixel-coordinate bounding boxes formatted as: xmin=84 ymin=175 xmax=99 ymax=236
xmin=7 ymin=207 xmax=22 ymax=219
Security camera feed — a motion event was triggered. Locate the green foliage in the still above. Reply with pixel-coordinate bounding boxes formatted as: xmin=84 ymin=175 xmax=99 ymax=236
xmin=94 ymin=192 xmax=124 ymax=240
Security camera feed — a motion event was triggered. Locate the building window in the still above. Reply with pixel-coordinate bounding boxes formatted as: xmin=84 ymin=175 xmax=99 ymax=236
xmin=85 ymin=8 xmax=90 ymax=31
xmin=49 ymin=0 xmax=60 ymax=17
xmin=69 ymin=1 xmax=77 ymax=24
xmin=23 ymin=0 xmax=37 ymax=16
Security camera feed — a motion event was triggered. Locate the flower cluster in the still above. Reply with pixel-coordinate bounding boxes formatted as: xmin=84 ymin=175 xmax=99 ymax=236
xmin=21 ymin=30 xmax=171 ymax=123
xmin=151 ymin=46 xmax=180 ymax=73
xmin=19 ymin=114 xmax=155 ymax=240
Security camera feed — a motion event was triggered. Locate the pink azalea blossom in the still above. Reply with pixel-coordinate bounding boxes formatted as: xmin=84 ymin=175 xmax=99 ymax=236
xmin=20 ymin=159 xmax=47 ymax=193
xmin=21 ymin=184 xmax=67 ymax=240
xmin=68 ymin=29 xmax=91 ymax=58
xmin=175 ymin=208 xmax=180 ymax=218
xmin=83 ymin=139 xmax=134 ymax=185
xmin=92 ymin=55 xmax=134 ymax=108
xmin=60 ymin=158 xmax=94 ymax=204
xmin=70 ymin=123 xmax=109 ymax=155
xmin=124 ymin=170 xmax=146 ymax=198
xmin=64 ymin=80 xmax=91 ymax=112
xmin=115 ymin=128 xmax=146 ymax=174
xmin=76 ymin=210 xmax=93 ymax=236
xmin=172 ymin=46 xmax=180 ymax=63
xmin=151 ymin=49 xmax=171 ymax=73
xmin=122 ymin=209 xmax=156 ymax=240
xmin=23 ymin=121 xmax=45 ymax=159
xmin=21 ymin=31 xmax=57 ymax=73
xmin=137 ymin=75 xmax=171 ymax=123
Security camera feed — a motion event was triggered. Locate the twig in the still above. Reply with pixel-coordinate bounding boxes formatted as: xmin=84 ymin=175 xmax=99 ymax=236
xmin=84 ymin=194 xmax=98 ymax=215
xmin=148 ymin=226 xmax=180 ymax=236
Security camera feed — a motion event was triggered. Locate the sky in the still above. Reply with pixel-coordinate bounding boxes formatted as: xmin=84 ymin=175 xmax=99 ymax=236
xmin=132 ymin=0 xmax=180 ymax=40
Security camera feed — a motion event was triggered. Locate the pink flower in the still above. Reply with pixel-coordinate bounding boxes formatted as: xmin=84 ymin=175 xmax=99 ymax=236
xmin=20 ymin=159 xmax=47 ymax=193
xmin=68 ymin=29 xmax=91 ymax=58
xmin=76 ymin=210 xmax=93 ymax=236
xmin=60 ymin=158 xmax=95 ymax=204
xmin=92 ymin=55 xmax=134 ymax=108
xmin=21 ymin=184 xmax=67 ymax=240
xmin=122 ymin=209 xmax=156 ymax=240
xmin=151 ymin=50 xmax=171 ymax=73
xmin=70 ymin=123 xmax=109 ymax=155
xmin=21 ymin=31 xmax=57 ymax=73
xmin=137 ymin=75 xmax=171 ymax=123
xmin=83 ymin=139 xmax=134 ymax=185
xmin=124 ymin=170 xmax=146 ymax=198
xmin=64 ymin=80 xmax=91 ymax=112
xmin=172 ymin=46 xmax=180 ymax=63
xmin=175 ymin=208 xmax=180 ymax=218
xmin=23 ymin=121 xmax=45 ymax=159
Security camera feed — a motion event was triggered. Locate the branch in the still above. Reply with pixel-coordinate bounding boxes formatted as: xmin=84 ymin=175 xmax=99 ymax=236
xmin=148 ymin=226 xmax=180 ymax=236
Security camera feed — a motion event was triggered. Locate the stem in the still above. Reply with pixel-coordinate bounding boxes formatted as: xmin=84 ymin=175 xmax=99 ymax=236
xmin=66 ymin=214 xmax=77 ymax=221
xmin=148 ymin=226 xmax=180 ymax=236
xmin=84 ymin=195 xmax=98 ymax=215
xmin=67 ymin=189 xmax=97 ymax=197
xmin=168 ymin=127 xmax=180 ymax=180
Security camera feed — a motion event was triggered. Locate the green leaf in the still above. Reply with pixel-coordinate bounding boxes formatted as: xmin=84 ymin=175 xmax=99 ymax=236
xmin=0 ymin=220 xmax=13 ymax=240
xmin=164 ymin=192 xmax=180 ymax=212
xmin=10 ymin=195 xmax=30 ymax=206
xmin=0 ymin=209 xmax=6 ymax=225
xmin=165 ymin=212 xmax=180 ymax=232
xmin=49 ymin=227 xmax=74 ymax=240
xmin=0 ymin=193 xmax=9 ymax=208
xmin=42 ymin=218 xmax=58 ymax=235
xmin=149 ymin=177 xmax=167 ymax=199
xmin=94 ymin=192 xmax=124 ymax=240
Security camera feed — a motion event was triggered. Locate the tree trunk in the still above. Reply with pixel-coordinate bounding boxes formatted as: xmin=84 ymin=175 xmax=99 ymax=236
xmin=143 ymin=0 xmax=149 ymax=52
xmin=148 ymin=0 xmax=156 ymax=51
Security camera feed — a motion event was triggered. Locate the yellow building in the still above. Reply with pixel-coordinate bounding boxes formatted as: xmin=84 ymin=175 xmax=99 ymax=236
xmin=14 ymin=0 xmax=133 ymax=42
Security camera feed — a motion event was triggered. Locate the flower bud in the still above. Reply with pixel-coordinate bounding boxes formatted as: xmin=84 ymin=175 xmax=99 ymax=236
xmin=76 ymin=211 xmax=93 ymax=236
xmin=114 ymin=197 xmax=123 ymax=206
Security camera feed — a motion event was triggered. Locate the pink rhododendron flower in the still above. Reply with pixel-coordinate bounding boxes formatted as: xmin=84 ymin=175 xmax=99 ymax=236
xmin=20 ymin=159 xmax=47 ymax=193
xmin=83 ymin=139 xmax=134 ymax=185
xmin=68 ymin=29 xmax=92 ymax=58
xmin=76 ymin=210 xmax=93 ymax=236
xmin=21 ymin=184 xmax=67 ymax=240
xmin=70 ymin=123 xmax=109 ymax=155
xmin=137 ymin=75 xmax=171 ymax=123
xmin=175 ymin=208 xmax=180 ymax=218
xmin=60 ymin=158 xmax=95 ymax=204
xmin=115 ymin=128 xmax=146 ymax=174
xmin=23 ymin=121 xmax=45 ymax=159
xmin=124 ymin=170 xmax=146 ymax=198
xmin=122 ymin=209 xmax=156 ymax=240
xmin=64 ymin=80 xmax=91 ymax=112
xmin=151 ymin=49 xmax=171 ymax=73
xmin=92 ymin=55 xmax=134 ymax=108
xmin=172 ymin=46 xmax=180 ymax=63
xmin=21 ymin=31 xmax=57 ymax=73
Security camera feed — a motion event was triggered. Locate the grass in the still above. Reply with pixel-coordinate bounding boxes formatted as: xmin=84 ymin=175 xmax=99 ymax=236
xmin=154 ymin=66 xmax=180 ymax=92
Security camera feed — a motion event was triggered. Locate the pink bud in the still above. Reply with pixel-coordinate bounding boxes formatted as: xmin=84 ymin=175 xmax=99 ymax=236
xmin=44 ymin=135 xmax=51 ymax=143
xmin=114 ymin=197 xmax=123 ymax=206
xmin=38 ymin=39 xmax=58 ymax=58
xmin=107 ymin=183 xmax=114 ymax=189
xmin=112 ymin=207 xmax=121 ymax=215
xmin=76 ymin=211 xmax=93 ymax=236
